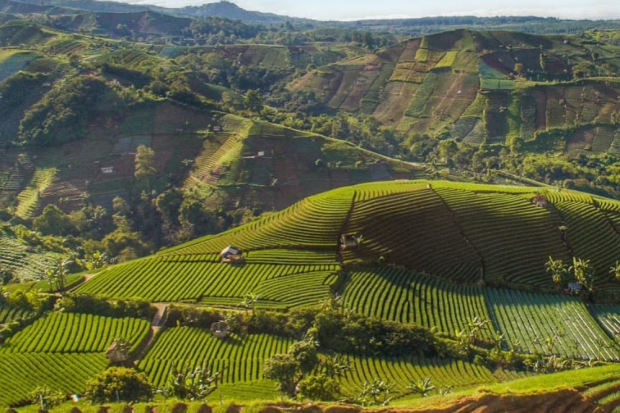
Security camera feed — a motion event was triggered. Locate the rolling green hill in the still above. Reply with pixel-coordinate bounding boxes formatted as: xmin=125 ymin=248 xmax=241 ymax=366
xmin=74 ymin=180 xmax=620 ymax=359
xmin=136 ymin=180 xmax=620 ymax=294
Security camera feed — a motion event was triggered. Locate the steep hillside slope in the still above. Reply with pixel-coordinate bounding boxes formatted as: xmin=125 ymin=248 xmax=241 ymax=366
xmin=185 ymin=114 xmax=424 ymax=210
xmin=75 ymin=181 xmax=620 ymax=361
xmin=292 ymin=30 xmax=620 ymax=154
xmin=49 ymin=11 xmax=192 ymax=38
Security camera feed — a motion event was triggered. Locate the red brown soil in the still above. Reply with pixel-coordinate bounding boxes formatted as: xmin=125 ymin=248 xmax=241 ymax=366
xmin=255 ymin=389 xmax=602 ymax=413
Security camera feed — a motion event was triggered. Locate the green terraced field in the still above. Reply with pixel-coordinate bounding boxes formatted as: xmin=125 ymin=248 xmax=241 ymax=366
xmin=3 ymin=313 xmax=151 ymax=354
xmin=0 ymin=305 xmax=33 ymax=325
xmin=139 ymin=327 xmax=496 ymax=400
xmin=340 ymin=267 xmax=494 ymax=340
xmin=15 ymin=167 xmax=56 ymax=219
xmin=591 ymin=304 xmax=620 ymax=339
xmin=0 ymin=353 xmax=109 ymax=407
xmin=434 ymin=187 xmax=570 ymax=288
xmin=79 ymin=181 xmax=620 ymax=302
xmin=164 ymin=187 xmax=356 ymax=254
xmin=8 ymin=180 xmax=620 ymax=407
xmin=485 ymin=289 xmax=618 ymax=360
xmin=139 ymin=328 xmax=293 ymax=388
xmin=581 ymin=376 xmax=620 ymax=411
xmin=339 ymin=355 xmax=495 ymax=397
xmin=77 ymin=258 xmax=339 ymax=306
xmin=0 ymin=233 xmax=64 ymax=282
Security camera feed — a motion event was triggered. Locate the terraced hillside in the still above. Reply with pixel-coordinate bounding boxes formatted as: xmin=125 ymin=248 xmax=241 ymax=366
xmin=88 ymin=180 xmax=620 ymax=294
xmin=0 ymin=227 xmax=64 ymax=282
xmin=70 ymin=181 xmax=620 ymax=364
xmin=7 ymin=180 xmax=620 ymax=408
xmin=0 ymin=311 xmax=152 ymax=407
xmin=292 ymin=29 xmax=620 ymax=152
xmin=0 ymin=100 xmax=422 ymax=218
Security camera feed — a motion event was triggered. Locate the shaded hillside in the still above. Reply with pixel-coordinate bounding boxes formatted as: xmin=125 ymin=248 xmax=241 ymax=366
xmin=0 ymin=0 xmax=67 ymax=15
xmin=184 ymin=115 xmax=423 ymax=210
xmin=49 ymin=11 xmax=192 ymax=38
xmin=7 ymin=0 xmax=311 ymax=25
xmin=292 ymin=29 xmax=620 ymax=154
xmin=0 ymin=99 xmax=423 ymax=218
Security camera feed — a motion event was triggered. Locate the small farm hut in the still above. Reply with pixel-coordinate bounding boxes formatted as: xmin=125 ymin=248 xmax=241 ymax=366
xmin=567 ymin=282 xmax=583 ymax=295
xmin=106 ymin=341 xmax=130 ymax=363
xmin=530 ymin=194 xmax=548 ymax=207
xmin=221 ymin=246 xmax=243 ymax=263
xmin=211 ymin=321 xmax=229 ymax=339
xmin=340 ymin=235 xmax=358 ymax=250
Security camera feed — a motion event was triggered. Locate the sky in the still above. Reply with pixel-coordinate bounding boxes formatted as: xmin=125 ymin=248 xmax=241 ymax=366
xmin=132 ymin=0 xmax=620 ymax=20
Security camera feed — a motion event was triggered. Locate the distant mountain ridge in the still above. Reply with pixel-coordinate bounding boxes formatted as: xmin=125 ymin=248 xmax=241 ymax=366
xmin=6 ymin=0 xmax=312 ymax=24
xmin=5 ymin=0 xmax=620 ymax=33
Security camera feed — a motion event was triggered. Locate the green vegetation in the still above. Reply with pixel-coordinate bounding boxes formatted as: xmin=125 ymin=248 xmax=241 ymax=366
xmin=3 ymin=312 xmax=150 ymax=353
xmin=76 ymin=257 xmax=339 ymax=305
xmin=485 ymin=288 xmax=617 ymax=360
xmin=0 ymin=353 xmax=109 ymax=407
xmin=5 ymin=7 xmax=620 ymax=410
xmin=341 ymin=267 xmax=494 ymax=341
xmin=140 ymin=329 xmax=292 ymax=389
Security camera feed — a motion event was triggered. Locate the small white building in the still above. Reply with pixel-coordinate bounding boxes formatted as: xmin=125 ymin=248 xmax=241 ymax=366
xmin=101 ymin=167 xmax=114 ymax=174
xmin=221 ymin=246 xmax=242 ymax=263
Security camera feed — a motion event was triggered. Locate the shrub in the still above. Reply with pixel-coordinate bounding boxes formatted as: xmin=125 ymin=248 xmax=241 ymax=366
xmin=314 ymin=311 xmax=436 ymax=357
xmin=297 ymin=375 xmax=340 ymax=401
xmin=55 ymin=294 xmax=154 ymax=319
xmin=263 ymin=354 xmax=299 ymax=397
xmin=19 ymin=76 xmax=107 ymax=146
xmin=85 ymin=367 xmax=152 ymax=403
xmin=28 ymin=387 xmax=66 ymax=409
xmin=288 ymin=340 xmax=319 ymax=374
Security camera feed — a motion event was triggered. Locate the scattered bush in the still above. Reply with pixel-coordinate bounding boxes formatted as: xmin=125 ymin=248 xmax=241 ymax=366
xmin=297 ymin=374 xmax=340 ymax=401
xmin=85 ymin=367 xmax=152 ymax=403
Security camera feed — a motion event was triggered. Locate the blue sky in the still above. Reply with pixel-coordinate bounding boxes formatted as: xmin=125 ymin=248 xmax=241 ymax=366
xmin=136 ymin=0 xmax=620 ymax=20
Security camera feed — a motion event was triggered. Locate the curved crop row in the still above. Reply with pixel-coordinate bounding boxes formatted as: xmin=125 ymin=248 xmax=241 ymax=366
xmin=4 ymin=313 xmax=150 ymax=354
xmin=78 ymin=258 xmax=338 ymax=304
xmin=0 ymin=353 xmax=108 ymax=407
xmin=164 ymin=189 xmax=355 ymax=255
xmin=436 ymin=188 xmax=569 ymax=288
xmin=343 ymin=189 xmax=481 ymax=282
xmin=139 ymin=328 xmax=292 ymax=388
xmin=338 ymin=355 xmax=495 ymax=398
xmin=0 ymin=305 xmax=32 ymax=325
xmin=485 ymin=288 xmax=618 ymax=361
xmin=341 ymin=267 xmax=494 ymax=340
